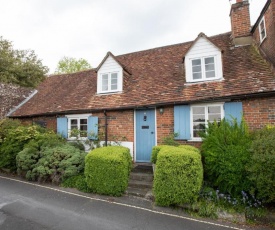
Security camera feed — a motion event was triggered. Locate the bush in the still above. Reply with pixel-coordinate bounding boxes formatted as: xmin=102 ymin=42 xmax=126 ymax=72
xmin=16 ymin=132 xmax=65 ymax=176
xmin=85 ymin=146 xmax=132 ymax=196
xmin=153 ymin=146 xmax=203 ymax=206
xmin=151 ymin=145 xmax=200 ymax=164
xmin=17 ymin=144 xmax=86 ymax=183
xmin=62 ymin=174 xmax=92 ymax=193
xmin=247 ymin=127 xmax=275 ymax=203
xmin=201 ymin=119 xmax=252 ymax=196
xmin=68 ymin=141 xmax=85 ymax=151
xmin=0 ymin=125 xmax=45 ymax=170
xmin=0 ymin=118 xmax=21 ymax=142
xmin=150 ymin=145 xmax=170 ymax=164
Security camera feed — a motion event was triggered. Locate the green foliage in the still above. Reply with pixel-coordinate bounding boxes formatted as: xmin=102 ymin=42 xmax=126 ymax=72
xmin=0 ymin=36 xmax=48 ymax=87
xmin=151 ymin=144 xmax=200 ymax=164
xmin=55 ymin=56 xmax=92 ymax=74
xmin=161 ymin=133 xmax=180 ymax=146
xmin=68 ymin=141 xmax=85 ymax=151
xmin=62 ymin=174 xmax=92 ymax=193
xmin=150 ymin=145 xmax=170 ymax=164
xmin=17 ymin=144 xmax=86 ymax=183
xmin=153 ymin=146 xmax=203 ymax=206
xmin=0 ymin=125 xmax=46 ymax=170
xmin=0 ymin=118 xmax=21 ymax=143
xmin=201 ymin=118 xmax=252 ymax=196
xmin=247 ymin=127 xmax=275 ymax=203
xmin=85 ymin=146 xmax=132 ymax=196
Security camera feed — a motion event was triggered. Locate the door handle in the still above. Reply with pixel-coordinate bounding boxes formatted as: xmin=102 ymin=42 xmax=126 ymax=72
xmin=151 ymin=132 xmax=154 ymax=134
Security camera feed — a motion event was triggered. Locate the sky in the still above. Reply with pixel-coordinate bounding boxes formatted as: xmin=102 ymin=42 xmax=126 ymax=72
xmin=0 ymin=0 xmax=268 ymax=74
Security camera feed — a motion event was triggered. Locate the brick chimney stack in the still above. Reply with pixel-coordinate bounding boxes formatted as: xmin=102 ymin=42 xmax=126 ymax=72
xmin=230 ymin=0 xmax=252 ymax=45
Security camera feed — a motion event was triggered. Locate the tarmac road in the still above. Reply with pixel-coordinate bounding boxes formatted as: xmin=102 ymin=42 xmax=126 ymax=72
xmin=0 ymin=175 xmax=247 ymax=230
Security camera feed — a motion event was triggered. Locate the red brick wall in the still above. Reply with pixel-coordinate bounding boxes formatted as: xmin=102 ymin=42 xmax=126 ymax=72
xmin=253 ymin=0 xmax=275 ymax=67
xmin=92 ymin=110 xmax=134 ymax=142
xmin=230 ymin=1 xmax=251 ymax=38
xmin=19 ymin=116 xmax=57 ymax=131
xmin=243 ymin=97 xmax=275 ymax=129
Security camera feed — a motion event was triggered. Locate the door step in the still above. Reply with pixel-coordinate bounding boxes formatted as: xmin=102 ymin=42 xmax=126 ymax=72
xmin=127 ymin=163 xmax=154 ymax=198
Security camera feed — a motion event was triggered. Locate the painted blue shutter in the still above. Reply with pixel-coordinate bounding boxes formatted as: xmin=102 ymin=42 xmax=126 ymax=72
xmin=57 ymin=117 xmax=68 ymax=138
xmin=224 ymin=102 xmax=243 ymax=124
xmin=174 ymin=105 xmax=191 ymax=140
xmin=88 ymin=116 xmax=98 ymax=140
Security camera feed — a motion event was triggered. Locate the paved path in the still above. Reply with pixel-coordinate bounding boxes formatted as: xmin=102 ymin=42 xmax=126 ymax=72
xmin=0 ymin=175 xmax=248 ymax=230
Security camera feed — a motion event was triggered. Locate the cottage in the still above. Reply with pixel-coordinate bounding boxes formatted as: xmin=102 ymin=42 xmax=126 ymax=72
xmin=8 ymin=0 xmax=275 ymax=162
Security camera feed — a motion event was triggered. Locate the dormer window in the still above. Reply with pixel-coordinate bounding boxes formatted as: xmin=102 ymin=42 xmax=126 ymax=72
xmin=97 ymin=53 xmax=123 ymax=94
xmin=101 ymin=72 xmax=118 ymax=92
xmin=191 ymin=56 xmax=216 ymax=80
xmin=185 ymin=34 xmax=223 ymax=83
xmin=259 ymin=17 xmax=266 ymax=43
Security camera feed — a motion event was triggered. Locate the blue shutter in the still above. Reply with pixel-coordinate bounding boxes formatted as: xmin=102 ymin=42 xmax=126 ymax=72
xmin=174 ymin=105 xmax=191 ymax=140
xmin=88 ymin=116 xmax=98 ymax=140
xmin=224 ymin=102 xmax=243 ymax=124
xmin=57 ymin=117 xmax=68 ymax=138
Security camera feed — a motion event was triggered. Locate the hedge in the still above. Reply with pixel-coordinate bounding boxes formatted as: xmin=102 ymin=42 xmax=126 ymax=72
xmin=85 ymin=146 xmax=132 ymax=196
xmin=153 ymin=146 xmax=203 ymax=206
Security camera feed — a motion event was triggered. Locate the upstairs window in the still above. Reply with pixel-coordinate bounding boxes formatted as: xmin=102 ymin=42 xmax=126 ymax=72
xmin=191 ymin=56 xmax=216 ymax=81
xmin=101 ymin=72 xmax=118 ymax=92
xmin=259 ymin=17 xmax=266 ymax=43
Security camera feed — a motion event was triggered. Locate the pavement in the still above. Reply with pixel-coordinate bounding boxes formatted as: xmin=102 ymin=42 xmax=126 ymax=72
xmin=0 ymin=174 xmax=273 ymax=230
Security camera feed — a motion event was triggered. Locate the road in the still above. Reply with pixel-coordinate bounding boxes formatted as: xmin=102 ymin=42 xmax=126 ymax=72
xmin=0 ymin=175 xmax=246 ymax=230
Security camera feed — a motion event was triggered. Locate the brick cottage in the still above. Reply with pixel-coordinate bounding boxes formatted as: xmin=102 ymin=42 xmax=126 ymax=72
xmin=8 ymin=0 xmax=275 ymax=162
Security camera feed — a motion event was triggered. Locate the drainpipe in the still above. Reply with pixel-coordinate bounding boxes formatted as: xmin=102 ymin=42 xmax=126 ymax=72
xmin=104 ymin=110 xmax=108 ymax=146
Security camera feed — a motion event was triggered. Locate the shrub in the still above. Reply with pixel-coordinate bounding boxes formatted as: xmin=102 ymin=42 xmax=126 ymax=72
xmin=17 ymin=144 xmax=86 ymax=183
xmin=0 ymin=125 xmax=45 ymax=170
xmin=62 ymin=174 xmax=92 ymax=193
xmin=150 ymin=145 xmax=170 ymax=164
xmin=161 ymin=133 xmax=180 ymax=146
xmin=0 ymin=118 xmax=21 ymax=142
xmin=68 ymin=141 xmax=85 ymax=151
xmin=151 ymin=145 xmax=200 ymax=164
xmin=154 ymin=146 xmax=203 ymax=206
xmin=85 ymin=146 xmax=132 ymax=196
xmin=247 ymin=127 xmax=275 ymax=203
xmin=16 ymin=132 xmax=65 ymax=176
xmin=201 ymin=119 xmax=252 ymax=196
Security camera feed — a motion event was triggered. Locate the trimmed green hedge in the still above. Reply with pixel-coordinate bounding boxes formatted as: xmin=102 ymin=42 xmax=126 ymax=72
xmin=154 ymin=146 xmax=203 ymax=206
xmin=85 ymin=146 xmax=132 ymax=196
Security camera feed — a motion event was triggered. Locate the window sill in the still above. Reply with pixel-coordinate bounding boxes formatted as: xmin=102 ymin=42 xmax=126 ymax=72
xmin=96 ymin=91 xmax=122 ymax=96
xmin=185 ymin=78 xmax=224 ymax=85
xmin=188 ymin=139 xmax=202 ymax=142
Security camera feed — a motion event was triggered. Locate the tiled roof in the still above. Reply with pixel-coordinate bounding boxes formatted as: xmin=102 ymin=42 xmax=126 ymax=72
xmin=10 ymin=32 xmax=275 ymax=117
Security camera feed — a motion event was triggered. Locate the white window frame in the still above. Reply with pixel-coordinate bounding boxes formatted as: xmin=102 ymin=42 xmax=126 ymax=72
xmin=259 ymin=17 xmax=267 ymax=43
xmin=100 ymin=72 xmax=119 ymax=93
xmin=190 ymin=55 xmax=218 ymax=82
xmin=66 ymin=114 xmax=89 ymax=140
xmin=190 ymin=103 xmax=224 ymax=141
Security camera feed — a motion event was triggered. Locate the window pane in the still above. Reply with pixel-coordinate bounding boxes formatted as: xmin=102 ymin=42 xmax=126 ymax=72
xmin=70 ymin=119 xmax=78 ymax=129
xmin=80 ymin=119 xmax=87 ymax=125
xmin=80 ymin=119 xmax=87 ymax=137
xmin=192 ymin=66 xmax=202 ymax=73
xmin=193 ymin=115 xmax=205 ymax=122
xmin=193 ymin=72 xmax=202 ymax=80
xmin=192 ymin=59 xmax=201 ymax=66
xmin=102 ymin=74 xmax=108 ymax=91
xmin=205 ymin=57 xmax=214 ymax=64
xmin=111 ymin=73 xmax=118 ymax=90
xmin=208 ymin=114 xmax=221 ymax=122
xmin=208 ymin=106 xmax=221 ymax=114
xmin=205 ymin=63 xmax=214 ymax=71
xmin=206 ymin=71 xmax=215 ymax=78
xmin=193 ymin=107 xmax=205 ymax=114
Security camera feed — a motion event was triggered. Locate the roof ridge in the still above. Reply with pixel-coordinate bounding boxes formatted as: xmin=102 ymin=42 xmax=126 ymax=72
xmin=116 ymin=31 xmax=231 ymax=58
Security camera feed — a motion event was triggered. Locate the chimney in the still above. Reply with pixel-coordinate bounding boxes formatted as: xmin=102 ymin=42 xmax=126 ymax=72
xmin=230 ymin=0 xmax=252 ymax=45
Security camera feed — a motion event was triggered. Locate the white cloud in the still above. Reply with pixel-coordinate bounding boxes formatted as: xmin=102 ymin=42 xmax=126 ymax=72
xmin=0 ymin=0 xmax=267 ymax=74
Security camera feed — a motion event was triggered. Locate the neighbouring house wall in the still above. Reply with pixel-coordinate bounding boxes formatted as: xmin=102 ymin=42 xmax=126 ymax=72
xmin=253 ymin=0 xmax=275 ymax=67
xmin=243 ymin=96 xmax=275 ymax=129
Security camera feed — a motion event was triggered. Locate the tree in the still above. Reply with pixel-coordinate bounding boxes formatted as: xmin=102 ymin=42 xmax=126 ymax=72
xmin=55 ymin=57 xmax=92 ymax=74
xmin=0 ymin=36 xmax=49 ymax=88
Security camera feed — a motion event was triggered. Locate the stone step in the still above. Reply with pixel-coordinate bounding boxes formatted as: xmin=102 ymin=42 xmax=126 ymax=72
xmin=132 ymin=164 xmax=153 ymax=174
xmin=130 ymin=172 xmax=153 ymax=182
xmin=128 ymin=179 xmax=153 ymax=189
xmin=125 ymin=187 xmax=151 ymax=198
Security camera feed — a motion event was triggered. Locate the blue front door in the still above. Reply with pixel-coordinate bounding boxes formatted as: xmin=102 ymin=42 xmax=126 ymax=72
xmin=136 ymin=109 xmax=156 ymax=162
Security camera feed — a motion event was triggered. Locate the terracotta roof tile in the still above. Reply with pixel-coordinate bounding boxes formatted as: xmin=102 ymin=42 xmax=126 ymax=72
xmin=10 ymin=32 xmax=275 ymax=117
